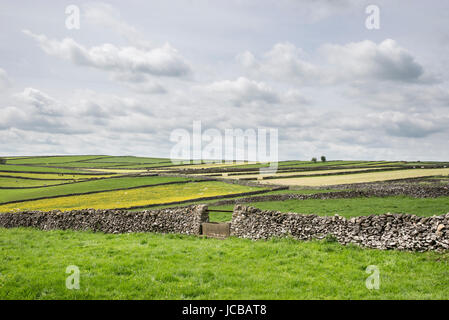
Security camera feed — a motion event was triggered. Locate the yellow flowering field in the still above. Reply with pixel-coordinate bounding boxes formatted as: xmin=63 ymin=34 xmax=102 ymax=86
xmin=0 ymin=181 xmax=262 ymax=211
xmin=259 ymin=168 xmax=449 ymax=186
xmin=221 ymin=166 xmax=402 ymax=180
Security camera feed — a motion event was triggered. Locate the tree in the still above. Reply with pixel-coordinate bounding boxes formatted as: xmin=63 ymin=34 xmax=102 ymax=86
xmin=311 ymin=157 xmax=317 ymax=163
xmin=321 ymin=155 xmax=326 ymax=162
xmin=0 ymin=158 xmax=6 ymax=164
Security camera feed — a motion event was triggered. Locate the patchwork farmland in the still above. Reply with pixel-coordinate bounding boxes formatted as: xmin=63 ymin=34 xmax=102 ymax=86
xmin=1 ymin=155 xmax=449 ymax=299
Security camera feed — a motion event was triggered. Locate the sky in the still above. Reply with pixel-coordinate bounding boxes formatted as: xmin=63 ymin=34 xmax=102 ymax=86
xmin=0 ymin=0 xmax=448 ymax=161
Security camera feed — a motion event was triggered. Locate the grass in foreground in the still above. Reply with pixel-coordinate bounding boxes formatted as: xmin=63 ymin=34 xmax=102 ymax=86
xmin=209 ymin=196 xmax=449 ymax=221
xmin=0 ymin=228 xmax=448 ymax=299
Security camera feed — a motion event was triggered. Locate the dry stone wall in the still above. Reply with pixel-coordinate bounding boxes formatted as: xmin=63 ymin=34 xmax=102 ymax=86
xmin=330 ymin=182 xmax=449 ymax=197
xmin=0 ymin=205 xmax=208 ymax=235
xmin=231 ymin=205 xmax=449 ymax=251
xmin=2 ymin=202 xmax=449 ymax=251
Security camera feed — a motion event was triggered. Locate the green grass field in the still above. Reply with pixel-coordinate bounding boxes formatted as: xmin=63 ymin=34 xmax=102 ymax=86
xmin=0 ymin=228 xmax=448 ymax=299
xmin=0 ymin=164 xmax=90 ymax=174
xmin=209 ymin=196 xmax=449 ymax=221
xmin=0 ymin=176 xmax=193 ymax=204
xmin=0 ymin=171 xmax=116 ymax=180
xmin=37 ymin=162 xmax=135 ymax=168
xmin=1 ymin=155 xmax=448 ymax=300
xmin=83 ymin=156 xmax=170 ymax=163
xmin=0 ymin=181 xmax=263 ymax=211
xmin=4 ymin=155 xmax=108 ymax=165
xmin=0 ymin=177 xmax=75 ymax=188
xmin=259 ymin=168 xmax=449 ymax=186
xmin=222 ymin=167 xmax=401 ymax=180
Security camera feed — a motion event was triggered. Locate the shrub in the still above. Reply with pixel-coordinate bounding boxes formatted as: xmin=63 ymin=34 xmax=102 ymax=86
xmin=311 ymin=157 xmax=317 ymax=163
xmin=0 ymin=158 xmax=6 ymax=164
xmin=321 ymin=156 xmax=326 ymax=162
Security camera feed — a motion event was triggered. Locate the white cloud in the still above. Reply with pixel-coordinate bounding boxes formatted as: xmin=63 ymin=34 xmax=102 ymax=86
xmin=321 ymin=39 xmax=428 ymax=83
xmin=2 ymin=2 xmax=448 ymax=160
xmin=111 ymin=73 xmax=167 ymax=94
xmin=201 ymin=77 xmax=279 ymax=105
xmin=84 ymin=2 xmax=152 ymax=49
xmin=368 ymin=111 xmax=446 ymax=138
xmin=23 ymin=30 xmax=191 ymax=94
xmin=1 ymin=88 xmax=93 ymax=134
xmin=239 ymin=39 xmax=432 ymax=85
xmin=239 ymin=42 xmax=321 ymax=84
xmin=241 ymin=0 xmax=362 ymax=23
xmin=236 ymin=51 xmax=257 ymax=69
xmin=15 ymin=87 xmax=61 ymax=116
xmin=2 ymin=83 xmax=449 ymax=160
xmin=343 ymin=82 xmax=449 ymax=112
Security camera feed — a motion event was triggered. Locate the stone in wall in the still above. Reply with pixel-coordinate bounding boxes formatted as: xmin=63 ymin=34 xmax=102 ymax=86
xmin=230 ymin=205 xmax=449 ymax=251
xmin=0 ymin=205 xmax=209 ymax=235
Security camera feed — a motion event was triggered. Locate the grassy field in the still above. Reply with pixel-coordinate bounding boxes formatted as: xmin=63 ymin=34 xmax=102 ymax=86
xmin=0 ymin=177 xmax=73 ymax=188
xmin=222 ymin=167 xmax=402 ymax=180
xmin=0 ymin=228 xmax=448 ymax=299
xmin=259 ymin=168 xmax=449 ymax=186
xmin=92 ymin=163 xmax=180 ymax=169
xmin=1 ymin=155 xmax=448 ymax=300
xmin=0 ymin=181 xmax=263 ymax=211
xmin=278 ymin=160 xmax=369 ymax=168
xmin=4 ymin=155 xmax=108 ymax=165
xmin=83 ymin=156 xmax=170 ymax=163
xmin=0 ymin=164 xmax=90 ymax=174
xmin=0 ymin=176 xmax=193 ymax=204
xmin=209 ymin=196 xmax=449 ymax=221
xmin=0 ymin=171 xmax=116 ymax=180
xmin=138 ymin=188 xmax=341 ymax=219
xmin=44 ymin=162 xmax=174 ymax=169
xmin=83 ymin=168 xmax=149 ymax=174
xmin=37 ymin=162 xmax=136 ymax=168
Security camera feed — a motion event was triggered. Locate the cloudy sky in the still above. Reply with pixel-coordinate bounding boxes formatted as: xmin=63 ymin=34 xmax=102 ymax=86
xmin=1 ymin=0 xmax=448 ymax=160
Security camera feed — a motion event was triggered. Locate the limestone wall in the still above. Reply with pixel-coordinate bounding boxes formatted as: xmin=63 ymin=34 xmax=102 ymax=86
xmin=230 ymin=205 xmax=449 ymax=251
xmin=0 ymin=205 xmax=208 ymax=235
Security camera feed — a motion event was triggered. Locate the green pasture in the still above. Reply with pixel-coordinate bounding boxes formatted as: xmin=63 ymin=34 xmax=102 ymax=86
xmin=0 ymin=228 xmax=447 ymax=299
xmin=0 ymin=171 xmax=117 ymax=180
xmin=0 ymin=176 xmax=193 ymax=204
xmin=0 ymin=181 xmax=263 ymax=212
xmin=84 ymin=156 xmax=171 ymax=163
xmin=4 ymin=156 xmax=108 ymax=165
xmin=209 ymin=196 xmax=449 ymax=221
xmin=0 ymin=165 xmax=89 ymax=174
xmin=0 ymin=177 xmax=73 ymax=188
